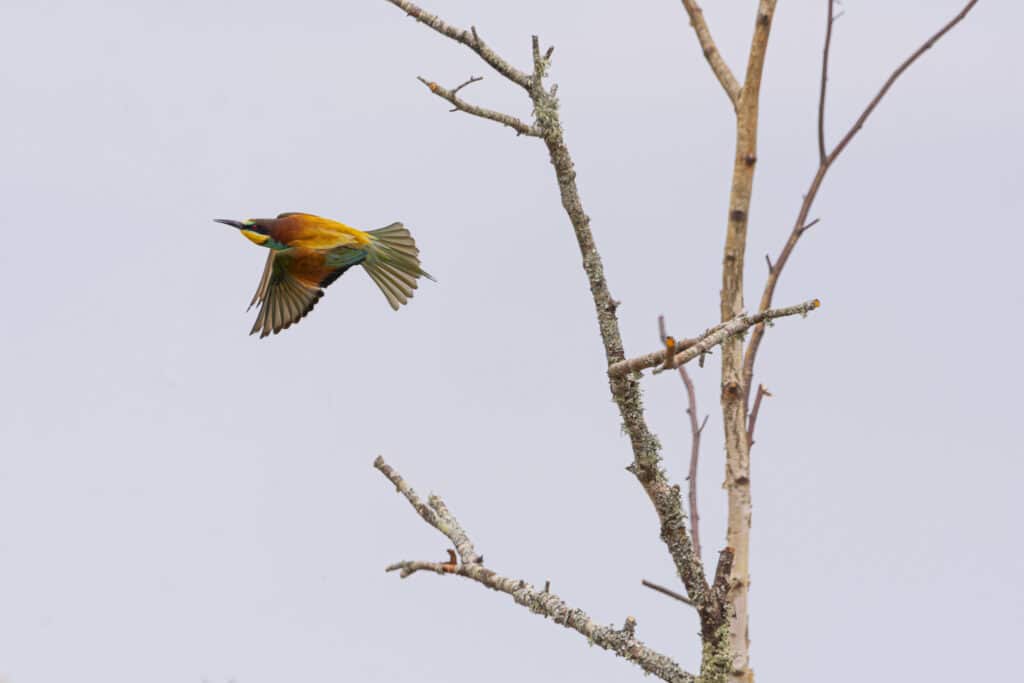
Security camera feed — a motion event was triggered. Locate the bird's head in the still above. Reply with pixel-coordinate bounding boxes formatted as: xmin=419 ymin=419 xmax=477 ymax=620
xmin=214 ymin=218 xmax=270 ymax=246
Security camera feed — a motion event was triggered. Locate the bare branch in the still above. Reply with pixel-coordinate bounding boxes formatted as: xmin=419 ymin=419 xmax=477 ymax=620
xmin=385 ymin=0 xmax=729 ymax=665
xmin=376 ymin=457 xmax=696 ymax=683
xmin=450 ymin=75 xmax=481 ymax=96
xmin=659 ymin=315 xmax=707 ymax=558
xmin=743 ymin=0 xmax=980 ymax=407
xmin=641 ymin=579 xmax=695 ymax=608
xmin=525 ymin=28 xmax=712 ymax=610
xmin=678 ymin=365 xmax=706 ymax=559
xmin=829 ymin=1 xmax=979 ymax=163
xmin=717 ymin=7 xmax=781 ymax=672
xmin=608 ymin=300 xmax=820 ymax=380
xmin=384 ymin=0 xmax=532 ymax=90
xmin=416 ymin=76 xmax=542 ymax=136
xmin=374 ymin=456 xmax=482 ymax=564
xmin=818 ymin=0 xmax=836 ymax=164
xmin=746 ymin=384 xmax=772 ymax=448
xmin=678 ymin=1 xmax=741 ymax=106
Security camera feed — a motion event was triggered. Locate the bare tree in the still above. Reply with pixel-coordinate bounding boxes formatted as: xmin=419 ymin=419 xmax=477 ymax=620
xmin=373 ymin=2 xmax=979 ymax=682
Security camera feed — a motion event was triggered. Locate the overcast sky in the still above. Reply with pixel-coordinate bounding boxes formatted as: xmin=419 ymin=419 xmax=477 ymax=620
xmin=1 ymin=1 xmax=1020 ymax=682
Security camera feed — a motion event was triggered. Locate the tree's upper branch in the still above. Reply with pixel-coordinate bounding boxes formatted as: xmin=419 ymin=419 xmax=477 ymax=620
xmin=740 ymin=1 xmax=778 ymax=106
xmin=375 ymin=457 xmax=696 ymax=683
xmin=385 ymin=0 xmax=533 ymax=91
xmin=817 ymin=0 xmax=836 ymax=165
xmin=828 ymin=0 xmax=979 ymax=164
xmin=678 ymin=1 xmax=740 ymax=106
xmin=416 ymin=76 xmax=542 ymax=136
xmin=742 ymin=0 xmax=980 ymax=405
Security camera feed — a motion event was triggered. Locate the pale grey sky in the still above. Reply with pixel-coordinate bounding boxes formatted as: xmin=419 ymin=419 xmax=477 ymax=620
xmin=1 ymin=1 xmax=1020 ymax=682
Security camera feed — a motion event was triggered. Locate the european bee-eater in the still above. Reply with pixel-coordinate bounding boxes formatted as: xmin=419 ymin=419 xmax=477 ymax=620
xmin=215 ymin=212 xmax=434 ymax=338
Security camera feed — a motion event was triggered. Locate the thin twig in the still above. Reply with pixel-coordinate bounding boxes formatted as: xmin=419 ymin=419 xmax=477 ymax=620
xmin=746 ymin=384 xmax=772 ymax=448
xmin=641 ymin=579 xmax=695 ymax=608
xmin=818 ymin=0 xmax=835 ymax=164
xmin=660 ymin=314 xmax=707 ymax=558
xmin=800 ymin=218 xmax=821 ymax=234
xmin=678 ymin=365 xmax=707 ymax=560
xmin=830 ymin=1 xmax=979 ymax=163
xmin=376 ymin=456 xmax=695 ymax=683
xmin=450 ymin=75 xmax=482 ymax=96
xmin=742 ymin=0 xmax=980 ymax=409
xmin=416 ymin=76 xmax=542 ymax=136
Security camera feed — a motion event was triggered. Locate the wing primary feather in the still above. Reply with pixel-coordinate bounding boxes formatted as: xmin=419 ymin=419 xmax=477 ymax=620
xmin=247 ymin=250 xmax=328 ymax=337
xmin=250 ymin=252 xmax=275 ymax=311
xmin=280 ymin=285 xmax=297 ymax=325
xmin=272 ymin=290 xmax=284 ymax=334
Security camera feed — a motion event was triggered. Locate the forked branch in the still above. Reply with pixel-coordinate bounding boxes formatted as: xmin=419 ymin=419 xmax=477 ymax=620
xmin=742 ymin=0 xmax=980 ymax=405
xmin=375 ymin=456 xmax=696 ymax=683
xmin=416 ymin=76 xmax=542 ymax=136
xmin=678 ymin=0 xmax=741 ymax=106
xmin=385 ymin=0 xmax=532 ymax=90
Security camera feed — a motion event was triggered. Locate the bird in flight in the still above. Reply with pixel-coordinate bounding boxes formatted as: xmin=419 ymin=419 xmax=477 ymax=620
xmin=215 ymin=212 xmax=434 ymax=338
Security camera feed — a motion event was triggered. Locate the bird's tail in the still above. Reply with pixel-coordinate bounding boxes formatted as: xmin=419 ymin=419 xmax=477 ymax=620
xmin=361 ymin=222 xmax=435 ymax=310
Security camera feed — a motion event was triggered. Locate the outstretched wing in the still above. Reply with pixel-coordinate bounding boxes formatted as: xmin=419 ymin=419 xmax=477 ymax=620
xmin=249 ymin=250 xmax=324 ymax=338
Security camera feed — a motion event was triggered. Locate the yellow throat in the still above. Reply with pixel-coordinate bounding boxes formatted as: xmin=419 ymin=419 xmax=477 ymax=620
xmin=240 ymin=229 xmax=269 ymax=246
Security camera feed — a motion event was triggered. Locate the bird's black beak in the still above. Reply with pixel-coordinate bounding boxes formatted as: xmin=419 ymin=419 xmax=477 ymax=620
xmin=214 ymin=218 xmax=247 ymax=229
